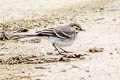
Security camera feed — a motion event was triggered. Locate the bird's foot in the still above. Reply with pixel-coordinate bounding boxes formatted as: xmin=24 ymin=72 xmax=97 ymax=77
xmin=62 ymin=50 xmax=73 ymax=53
xmin=55 ymin=51 xmax=73 ymax=55
xmin=55 ymin=52 xmax=65 ymax=55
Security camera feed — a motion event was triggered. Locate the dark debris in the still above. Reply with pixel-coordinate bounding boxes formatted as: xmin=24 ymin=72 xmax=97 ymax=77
xmin=89 ymin=47 xmax=104 ymax=53
xmin=0 ymin=53 xmax=86 ymax=65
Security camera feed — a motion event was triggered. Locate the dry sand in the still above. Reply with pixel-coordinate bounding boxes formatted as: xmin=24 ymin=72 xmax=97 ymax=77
xmin=0 ymin=0 xmax=120 ymax=80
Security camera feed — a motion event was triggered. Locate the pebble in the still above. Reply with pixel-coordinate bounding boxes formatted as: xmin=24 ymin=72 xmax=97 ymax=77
xmin=47 ymin=52 xmax=53 ymax=55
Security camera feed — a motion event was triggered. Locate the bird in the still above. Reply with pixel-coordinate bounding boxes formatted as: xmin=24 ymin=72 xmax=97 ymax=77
xmin=7 ymin=23 xmax=85 ymax=54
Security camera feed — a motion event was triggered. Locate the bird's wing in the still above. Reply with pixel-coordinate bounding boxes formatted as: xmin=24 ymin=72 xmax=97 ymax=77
xmin=36 ymin=28 xmax=56 ymax=36
xmin=36 ymin=26 xmax=75 ymax=38
xmin=53 ymin=27 xmax=74 ymax=39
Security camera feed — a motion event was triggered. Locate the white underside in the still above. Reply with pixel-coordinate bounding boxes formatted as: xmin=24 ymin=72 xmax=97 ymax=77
xmin=47 ymin=37 xmax=74 ymax=47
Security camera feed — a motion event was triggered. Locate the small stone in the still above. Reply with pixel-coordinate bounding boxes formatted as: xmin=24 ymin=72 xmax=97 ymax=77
xmin=35 ymin=66 xmax=46 ymax=69
xmin=112 ymin=19 xmax=117 ymax=21
xmin=47 ymin=52 xmax=53 ymax=55
xmin=85 ymin=70 xmax=90 ymax=72
xmin=109 ymin=53 xmax=113 ymax=55
xmin=88 ymin=75 xmax=91 ymax=77
xmin=22 ymin=71 xmax=25 ymax=73
xmin=99 ymin=8 xmax=104 ymax=11
xmin=36 ymin=79 xmax=41 ymax=80
xmin=61 ymin=69 xmax=67 ymax=72
xmin=72 ymin=65 xmax=78 ymax=68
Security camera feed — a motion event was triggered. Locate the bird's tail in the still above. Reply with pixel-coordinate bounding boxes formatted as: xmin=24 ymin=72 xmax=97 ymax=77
xmin=5 ymin=32 xmax=39 ymax=40
xmin=11 ymin=34 xmax=40 ymax=40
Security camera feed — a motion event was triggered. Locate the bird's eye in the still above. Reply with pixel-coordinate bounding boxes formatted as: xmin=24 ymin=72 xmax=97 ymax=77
xmin=75 ymin=27 xmax=78 ymax=30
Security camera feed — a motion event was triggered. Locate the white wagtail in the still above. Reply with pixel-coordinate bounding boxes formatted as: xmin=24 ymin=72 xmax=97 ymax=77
xmin=8 ymin=23 xmax=85 ymax=54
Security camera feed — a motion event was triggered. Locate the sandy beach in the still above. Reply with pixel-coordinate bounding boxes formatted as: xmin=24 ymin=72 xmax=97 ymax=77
xmin=0 ymin=0 xmax=120 ymax=80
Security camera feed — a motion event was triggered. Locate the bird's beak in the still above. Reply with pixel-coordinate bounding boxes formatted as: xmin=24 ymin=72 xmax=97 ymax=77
xmin=80 ymin=29 xmax=85 ymax=31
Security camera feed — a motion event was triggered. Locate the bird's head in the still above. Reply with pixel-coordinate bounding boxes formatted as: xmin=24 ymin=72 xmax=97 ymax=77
xmin=70 ymin=23 xmax=85 ymax=33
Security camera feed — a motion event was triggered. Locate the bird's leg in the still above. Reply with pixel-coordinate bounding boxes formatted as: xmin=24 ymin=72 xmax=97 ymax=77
xmin=53 ymin=44 xmax=63 ymax=55
xmin=58 ymin=47 xmax=73 ymax=53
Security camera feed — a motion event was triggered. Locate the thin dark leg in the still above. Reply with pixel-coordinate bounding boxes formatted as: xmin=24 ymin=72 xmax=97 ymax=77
xmin=58 ymin=47 xmax=73 ymax=53
xmin=53 ymin=44 xmax=62 ymax=54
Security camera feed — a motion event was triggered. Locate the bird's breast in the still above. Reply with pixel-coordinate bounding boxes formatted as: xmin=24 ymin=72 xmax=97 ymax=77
xmin=48 ymin=36 xmax=74 ymax=47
